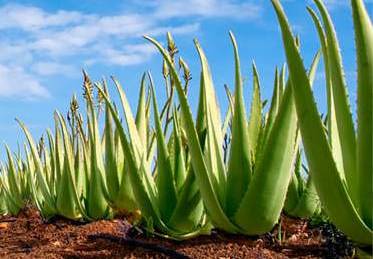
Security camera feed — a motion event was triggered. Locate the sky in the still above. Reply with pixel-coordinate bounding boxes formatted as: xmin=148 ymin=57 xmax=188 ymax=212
xmin=0 ymin=0 xmax=372 ymax=156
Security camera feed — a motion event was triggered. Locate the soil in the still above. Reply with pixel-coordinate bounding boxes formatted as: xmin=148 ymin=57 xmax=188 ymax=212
xmin=0 ymin=207 xmax=356 ymax=258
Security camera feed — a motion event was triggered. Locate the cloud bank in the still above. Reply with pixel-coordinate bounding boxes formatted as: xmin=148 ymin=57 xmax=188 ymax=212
xmin=0 ymin=0 xmax=261 ymax=99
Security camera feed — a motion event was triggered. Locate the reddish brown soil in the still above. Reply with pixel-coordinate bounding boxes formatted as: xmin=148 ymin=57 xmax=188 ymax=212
xmin=0 ymin=207 xmax=347 ymax=258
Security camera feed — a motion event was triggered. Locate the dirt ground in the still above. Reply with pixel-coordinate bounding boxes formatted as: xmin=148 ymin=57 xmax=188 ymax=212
xmin=0 ymin=207 xmax=356 ymax=258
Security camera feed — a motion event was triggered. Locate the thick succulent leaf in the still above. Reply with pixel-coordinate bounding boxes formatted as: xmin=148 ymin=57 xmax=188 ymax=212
xmin=222 ymin=86 xmax=233 ymax=138
xmin=171 ymin=110 xmax=187 ymax=190
xmin=104 ymin=88 xmax=120 ymax=202
xmin=168 ymin=166 xmax=206 ymax=234
xmin=23 ymin=148 xmax=46 ymax=216
xmin=17 ymin=120 xmax=56 ymax=214
xmin=115 ymin=161 xmax=137 ymax=213
xmin=151 ymin=86 xmax=178 ymax=222
xmin=145 ymin=35 xmax=240 ymax=233
xmin=307 ymin=6 xmax=347 ymax=186
xmin=195 ymin=74 xmax=207 ymax=141
xmin=111 ymin=78 xmax=156 ymax=197
xmin=73 ymin=139 xmax=84 ymax=199
xmin=53 ymin=116 xmax=64 ymax=188
xmin=279 ymin=64 xmax=286 ymax=98
xmin=5 ymin=146 xmax=22 ymax=202
xmin=263 ymin=67 xmax=281 ymax=143
xmin=97 ymin=85 xmax=164 ymax=227
xmin=272 ymin=0 xmax=372 ymax=244
xmin=86 ymin=102 xmax=110 ymax=219
xmin=234 ymin=68 xmax=298 ymax=234
xmin=56 ymin=113 xmax=88 ymax=220
xmin=0 ymin=181 xmax=8 ymax=216
xmin=111 ymin=77 xmax=145 ymax=159
xmin=284 ymin=151 xmax=301 ymax=214
xmin=226 ymin=32 xmax=252 ymax=218
xmin=135 ymin=73 xmax=148 ymax=149
xmin=247 ymin=63 xmax=262 ymax=163
xmin=289 ymin=175 xmax=320 ymax=218
xmin=351 ymin=0 xmax=373 ymax=229
xmin=195 ymin=40 xmax=227 ymax=206
xmin=314 ymin=0 xmax=357 ymax=199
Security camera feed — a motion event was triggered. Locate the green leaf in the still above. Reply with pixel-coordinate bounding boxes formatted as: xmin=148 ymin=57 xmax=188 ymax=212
xmin=234 ymin=65 xmax=298 ymax=234
xmin=135 ymin=73 xmax=148 ymax=149
xmin=226 ymin=32 xmax=252 ymax=218
xmin=145 ymin=35 xmax=239 ymax=233
xmin=351 ymin=0 xmax=373 ymax=230
xmin=151 ymin=85 xmax=178 ymax=222
xmin=272 ymin=0 xmax=372 ymax=244
xmin=307 ymin=5 xmax=347 ymax=190
xmin=195 ymin=39 xmax=227 ymax=207
xmin=314 ymin=0 xmax=357 ymax=200
xmin=247 ymin=62 xmax=263 ymax=164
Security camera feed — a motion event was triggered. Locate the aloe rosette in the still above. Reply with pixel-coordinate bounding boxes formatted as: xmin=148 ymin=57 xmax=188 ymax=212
xmin=272 ymin=0 xmax=372 ymax=245
xmin=0 ymin=148 xmax=30 ymax=216
xmin=17 ymin=74 xmax=117 ymax=221
xmin=284 ymin=150 xmax=321 ymax=218
xmin=97 ymin=75 xmax=209 ymax=239
xmin=145 ymin=32 xmax=320 ymax=235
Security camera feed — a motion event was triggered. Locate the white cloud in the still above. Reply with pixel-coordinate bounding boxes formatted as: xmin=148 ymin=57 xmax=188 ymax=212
xmin=0 ymin=4 xmax=89 ymax=31
xmin=141 ymin=0 xmax=261 ymax=20
xmin=31 ymin=62 xmax=76 ymax=76
xmin=0 ymin=65 xmax=50 ymax=99
xmin=0 ymin=1 xmax=262 ymax=100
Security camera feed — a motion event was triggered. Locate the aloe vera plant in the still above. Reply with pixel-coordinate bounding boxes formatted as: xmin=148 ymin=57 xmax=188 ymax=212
xmin=272 ymin=0 xmax=372 ymax=245
xmin=17 ymin=73 xmax=119 ymax=221
xmin=284 ymin=150 xmax=321 ymax=218
xmin=97 ymin=79 xmax=209 ymax=239
xmin=144 ymin=32 xmax=321 ymax=235
xmin=0 ymin=147 xmax=30 ymax=216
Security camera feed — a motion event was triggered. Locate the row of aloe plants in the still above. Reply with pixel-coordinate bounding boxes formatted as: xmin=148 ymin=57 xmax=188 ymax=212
xmin=0 ymin=0 xmax=371 ymax=246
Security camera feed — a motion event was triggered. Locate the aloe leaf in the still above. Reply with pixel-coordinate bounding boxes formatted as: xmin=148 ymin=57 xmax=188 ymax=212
xmin=234 ymin=65 xmax=298 ymax=234
xmin=247 ymin=63 xmax=263 ymax=163
xmin=226 ymin=32 xmax=252 ymax=218
xmin=46 ymin=130 xmax=56 ymax=195
xmin=103 ymin=88 xmax=120 ymax=201
xmin=151 ymin=85 xmax=178 ymax=222
xmin=73 ymin=137 xmax=84 ymax=199
xmin=96 ymin=85 xmax=163 ymax=226
xmin=174 ymin=113 xmax=187 ymax=187
xmin=195 ymin=40 xmax=227 ymax=206
xmin=5 ymin=146 xmax=22 ymax=202
xmin=53 ymin=116 xmax=64 ymax=187
xmin=135 ymin=73 xmax=148 ymax=149
xmin=314 ymin=0 xmax=357 ymax=200
xmin=17 ymin=119 xmax=56 ymax=213
xmin=111 ymin=77 xmax=156 ymax=197
xmin=351 ymin=0 xmax=373 ymax=229
xmin=279 ymin=64 xmax=286 ymax=99
xmin=111 ymin=77 xmax=145 ymax=157
xmin=86 ymin=100 xmax=110 ymax=219
xmin=23 ymin=147 xmax=45 ymax=216
xmin=222 ymin=86 xmax=233 ymax=138
xmin=168 ymin=165 xmax=205 ymax=233
xmin=284 ymin=151 xmax=301 ymax=214
xmin=263 ymin=67 xmax=280 ymax=143
xmin=307 ymin=6 xmax=347 ymax=186
xmin=195 ymin=73 xmax=207 ymax=140
xmin=285 ymin=149 xmax=320 ymax=218
xmin=290 ymin=175 xmax=320 ymax=218
xmin=272 ymin=0 xmax=372 ymax=244
xmin=56 ymin=113 xmax=88 ymax=220
xmin=145 ymin=35 xmax=239 ymax=233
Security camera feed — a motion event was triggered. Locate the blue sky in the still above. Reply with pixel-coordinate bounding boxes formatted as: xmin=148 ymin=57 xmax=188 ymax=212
xmin=0 ymin=0 xmax=371 ymax=154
